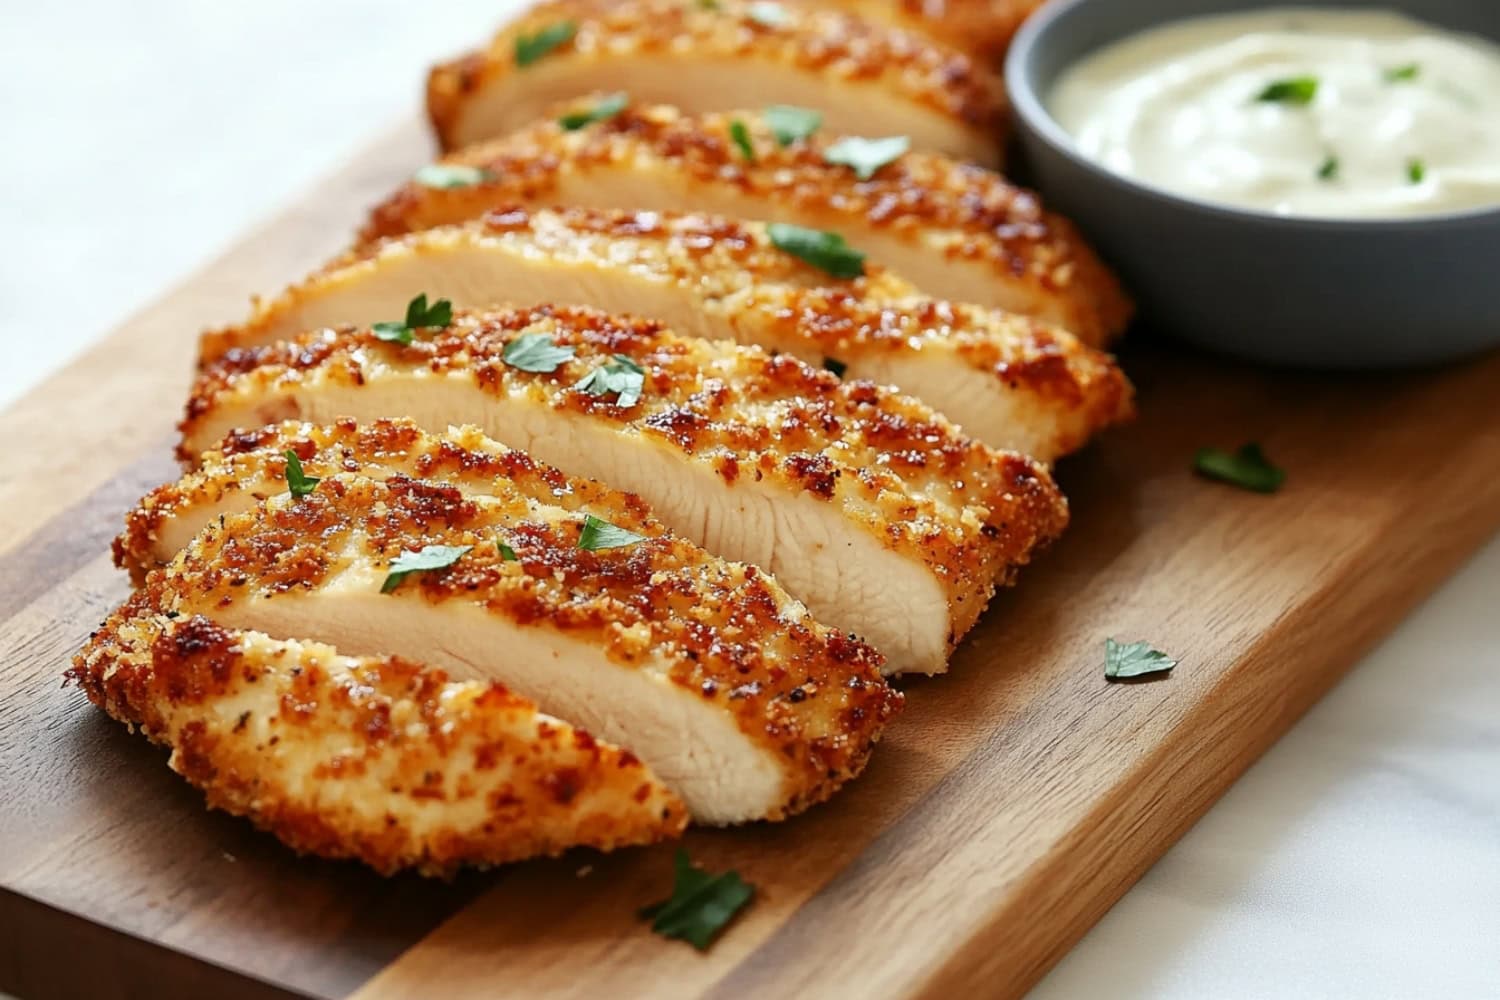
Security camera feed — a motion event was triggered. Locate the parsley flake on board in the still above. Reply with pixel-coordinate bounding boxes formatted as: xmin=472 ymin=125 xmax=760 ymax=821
xmin=1317 ymin=154 xmax=1340 ymax=181
xmin=413 ymin=164 xmax=494 ymax=189
xmin=577 ymin=515 xmax=647 ymax=551
xmin=640 ymin=849 xmax=755 ymax=951
xmin=1255 ymin=76 xmax=1319 ymax=106
xmin=822 ymin=356 xmax=847 ymax=377
xmin=501 ymin=333 xmax=576 ymax=373
xmin=1193 ymin=442 xmax=1286 ymax=494
xmin=763 ymin=104 xmax=822 ymax=146
xmin=823 ymin=135 xmax=910 ymax=180
xmin=767 ymin=223 xmax=865 ymax=279
xmin=514 ymin=21 xmax=577 ymax=67
xmin=282 ymin=450 xmax=320 ymax=499
xmin=558 ymin=91 xmax=628 ymax=131
xmin=1104 ymin=638 xmax=1177 ymax=681
xmin=728 ymin=119 xmax=756 ymax=162
xmin=1384 ymin=62 xmax=1420 ymax=83
xmin=746 ymin=1 xmax=789 ymax=28
xmin=381 ymin=544 xmax=473 ymax=594
xmin=373 ymin=293 xmax=453 ymax=346
xmin=574 ymin=354 xmax=646 ymax=407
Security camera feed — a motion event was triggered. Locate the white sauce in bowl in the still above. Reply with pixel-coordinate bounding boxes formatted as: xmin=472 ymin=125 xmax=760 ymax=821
xmin=1049 ymin=8 xmax=1500 ymax=218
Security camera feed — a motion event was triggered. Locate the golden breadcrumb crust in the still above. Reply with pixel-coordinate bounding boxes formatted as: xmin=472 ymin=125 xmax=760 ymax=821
xmin=427 ymin=0 xmax=1002 ymax=151
xmin=182 ymin=306 xmax=1071 ymax=651
xmin=201 ymin=207 xmax=1132 ymax=461
xmin=117 ymin=418 xmax=658 ymax=581
xmin=68 ymin=595 xmax=687 ymax=876
xmin=149 ymin=472 xmax=901 ymax=820
xmin=823 ymin=0 xmax=1047 ymax=63
xmin=362 ymin=105 xmax=1132 ymax=345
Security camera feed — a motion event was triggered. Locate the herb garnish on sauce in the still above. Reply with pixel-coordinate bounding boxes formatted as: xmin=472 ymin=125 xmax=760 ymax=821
xmin=1256 ymin=76 xmax=1319 ymax=106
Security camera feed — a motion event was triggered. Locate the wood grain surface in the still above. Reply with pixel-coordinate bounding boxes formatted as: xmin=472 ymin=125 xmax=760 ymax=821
xmin=2 ymin=116 xmax=1498 ymax=1000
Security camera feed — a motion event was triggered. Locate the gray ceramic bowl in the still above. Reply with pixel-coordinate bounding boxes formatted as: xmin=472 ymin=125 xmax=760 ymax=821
xmin=1006 ymin=0 xmax=1500 ymax=369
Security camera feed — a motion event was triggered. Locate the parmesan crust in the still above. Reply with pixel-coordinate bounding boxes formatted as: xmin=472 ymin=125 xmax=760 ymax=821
xmin=363 ymin=104 xmax=1132 ymax=345
xmin=68 ymin=595 xmax=688 ymax=876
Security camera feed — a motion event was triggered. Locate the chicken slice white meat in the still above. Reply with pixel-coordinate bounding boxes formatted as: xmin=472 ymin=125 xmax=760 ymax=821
xmin=363 ymin=105 xmax=1132 ymax=347
xmin=427 ymin=0 xmax=1004 ymax=165
xmin=181 ymin=307 xmax=1070 ymax=675
xmin=70 ymin=593 xmax=687 ymax=875
xmin=132 ymin=471 xmax=901 ymax=824
xmin=203 ymin=207 xmax=1133 ymax=459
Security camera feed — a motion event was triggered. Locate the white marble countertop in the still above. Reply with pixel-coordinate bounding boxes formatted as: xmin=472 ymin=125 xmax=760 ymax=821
xmin=4 ymin=2 xmax=1496 ymax=997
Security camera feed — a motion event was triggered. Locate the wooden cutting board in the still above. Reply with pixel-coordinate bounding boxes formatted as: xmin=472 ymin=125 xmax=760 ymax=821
xmin=2 ymin=115 xmax=1498 ymax=1000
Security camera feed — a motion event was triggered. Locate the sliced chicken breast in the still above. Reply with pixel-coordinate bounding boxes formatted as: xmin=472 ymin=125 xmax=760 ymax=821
xmin=427 ymin=0 xmax=1003 ymax=164
xmin=820 ymin=0 xmax=1047 ymax=64
xmin=362 ymin=105 xmax=1131 ymax=346
xmin=116 ymin=418 xmax=658 ymax=582
xmin=203 ymin=208 xmax=1134 ymax=459
xmin=140 ymin=472 xmax=901 ymax=823
xmin=70 ymin=593 xmax=686 ymax=875
xmin=181 ymin=307 xmax=1069 ymax=674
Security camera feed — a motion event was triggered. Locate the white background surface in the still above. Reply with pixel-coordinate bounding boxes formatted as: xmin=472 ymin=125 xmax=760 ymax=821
xmin=3 ymin=2 xmax=1497 ymax=997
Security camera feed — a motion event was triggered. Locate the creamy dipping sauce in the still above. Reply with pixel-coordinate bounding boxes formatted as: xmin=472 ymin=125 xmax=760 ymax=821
xmin=1049 ymin=8 xmax=1500 ymax=218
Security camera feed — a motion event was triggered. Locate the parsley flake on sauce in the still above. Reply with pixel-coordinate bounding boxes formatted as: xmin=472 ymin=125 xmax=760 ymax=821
xmin=577 ymin=515 xmax=647 ymax=552
xmin=1384 ymin=62 xmax=1420 ymax=83
xmin=381 ymin=544 xmax=473 ymax=594
xmin=1105 ymin=638 xmax=1178 ymax=681
xmin=1255 ymin=76 xmax=1319 ymax=106
xmin=515 ymin=21 xmax=577 ymax=67
xmin=1193 ymin=442 xmax=1286 ymax=494
xmin=1317 ymin=154 xmax=1340 ymax=181
xmin=767 ymin=223 xmax=866 ymax=279
xmin=501 ymin=333 xmax=576 ymax=373
xmin=282 ymin=450 xmax=320 ymax=499
xmin=823 ymin=135 xmax=910 ymax=180
xmin=640 ymin=849 xmax=755 ymax=951
xmin=574 ymin=354 xmax=646 ymax=407
xmin=373 ymin=294 xmax=453 ymax=346
xmin=1407 ymin=158 xmax=1427 ymax=184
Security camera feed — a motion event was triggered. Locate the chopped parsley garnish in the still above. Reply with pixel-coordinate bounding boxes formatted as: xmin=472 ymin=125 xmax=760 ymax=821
xmin=515 ymin=21 xmax=577 ymax=67
xmin=1317 ymin=154 xmax=1340 ymax=181
xmin=577 ymin=514 xmax=646 ymax=551
xmin=822 ymin=356 xmax=847 ymax=378
xmin=640 ymin=849 xmax=755 ymax=951
xmin=1384 ymin=63 xmax=1420 ymax=83
xmin=1255 ymin=76 xmax=1319 ymax=106
xmin=763 ymin=104 xmax=822 ymax=146
xmin=1193 ymin=442 xmax=1286 ymax=494
xmin=574 ymin=354 xmax=646 ymax=407
xmin=373 ymin=293 xmax=453 ymax=346
xmin=559 ymin=92 xmax=628 ymax=131
xmin=501 ymin=333 xmax=576 ymax=373
xmin=823 ymin=135 xmax=910 ymax=180
xmin=498 ymin=541 xmax=519 ymax=561
xmin=381 ymin=544 xmax=473 ymax=593
xmin=745 ymin=1 xmax=788 ymax=28
xmin=729 ymin=120 xmax=755 ymax=162
xmin=767 ymin=223 xmax=865 ymax=279
xmin=413 ymin=164 xmax=494 ymax=189
xmin=282 ymin=450 xmax=320 ymax=499
xmin=1104 ymin=638 xmax=1177 ymax=681
xmin=1407 ymin=158 xmax=1427 ymax=184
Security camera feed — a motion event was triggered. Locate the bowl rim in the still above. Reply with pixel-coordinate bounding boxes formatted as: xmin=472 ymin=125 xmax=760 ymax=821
xmin=1003 ymin=0 xmax=1500 ymax=231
